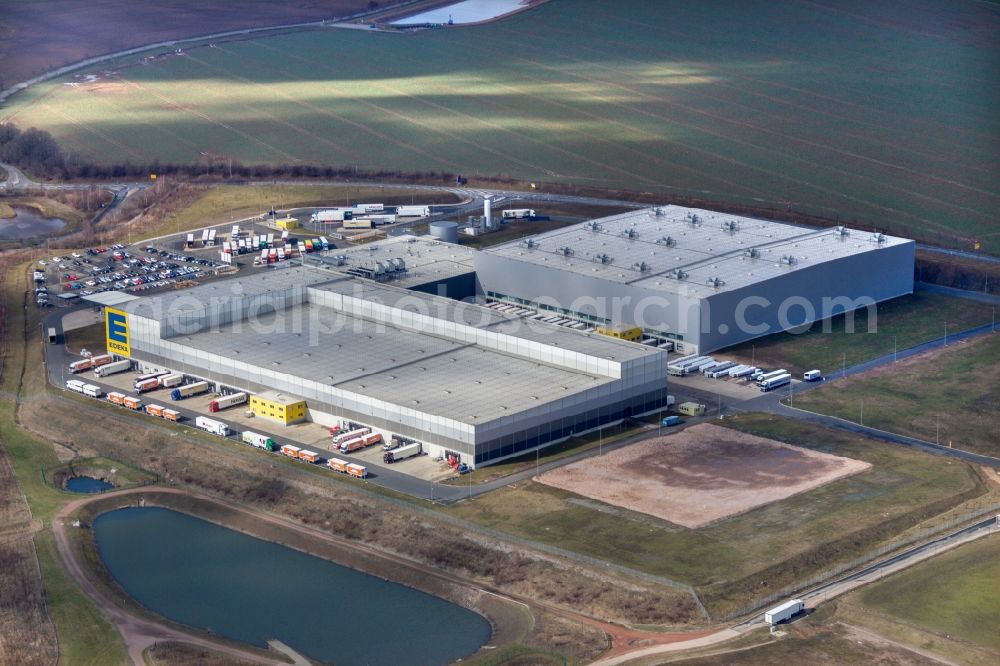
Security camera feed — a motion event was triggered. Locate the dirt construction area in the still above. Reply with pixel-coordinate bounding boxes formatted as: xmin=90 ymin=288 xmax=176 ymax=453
xmin=537 ymin=423 xmax=871 ymax=528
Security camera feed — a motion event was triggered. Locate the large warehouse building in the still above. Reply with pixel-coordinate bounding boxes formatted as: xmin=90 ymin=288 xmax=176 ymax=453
xmin=474 ymin=206 xmax=915 ymax=353
xmin=103 ymin=266 xmax=668 ymax=468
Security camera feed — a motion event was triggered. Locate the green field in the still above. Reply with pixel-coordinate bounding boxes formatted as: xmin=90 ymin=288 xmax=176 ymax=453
xmin=446 ymin=413 xmax=987 ymax=616
xmin=796 ymin=333 xmax=1000 ymax=456
xmin=721 ymin=291 xmax=997 ymax=377
xmin=848 ymin=534 xmax=1000 ymax=659
xmin=2 ymin=0 xmax=997 ymax=252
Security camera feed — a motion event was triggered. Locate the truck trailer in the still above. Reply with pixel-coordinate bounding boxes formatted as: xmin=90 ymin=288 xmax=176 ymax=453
xmin=756 ymin=369 xmax=788 ymax=385
xmin=383 ymin=442 xmax=421 ymax=464
xmin=241 ymin=430 xmax=277 ymax=451
xmin=326 ymin=458 xmax=349 ymax=473
xmin=94 ymin=359 xmax=131 ymax=377
xmin=298 ymin=450 xmax=319 ymax=464
xmin=82 ymin=384 xmax=103 ymax=398
xmin=759 ymin=373 xmax=792 ymax=391
xmin=502 ymin=209 xmax=536 ymax=219
xmin=209 ymin=392 xmax=248 ymax=412
xmin=396 ymin=205 xmax=430 ymax=217
xmin=311 ymin=209 xmax=353 ymax=223
xmin=345 ymin=463 xmax=367 ymax=479
xmin=281 ymin=444 xmax=301 ymax=458
xmin=171 ymin=381 xmax=210 ymax=400
xmin=765 ymin=599 xmax=804 ymax=626
xmin=158 ymin=373 xmax=184 ymax=388
xmin=66 ymin=379 xmax=86 ymax=393
xmin=195 ymin=416 xmax=230 ymax=437
xmin=69 ymin=359 xmax=93 ymax=373
xmin=134 ymin=378 xmax=161 ymax=393
xmin=90 ymin=354 xmax=113 ymax=367
xmin=340 ymin=432 xmax=382 ymax=454
xmin=333 ymin=427 xmax=370 ymax=445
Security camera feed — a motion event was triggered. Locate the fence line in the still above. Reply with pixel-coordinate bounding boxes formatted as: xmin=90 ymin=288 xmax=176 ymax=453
xmin=719 ymin=503 xmax=1000 ymax=621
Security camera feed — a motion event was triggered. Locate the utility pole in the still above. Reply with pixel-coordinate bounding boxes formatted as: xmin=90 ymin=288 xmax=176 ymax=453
xmin=535 ymin=448 xmax=539 ymax=477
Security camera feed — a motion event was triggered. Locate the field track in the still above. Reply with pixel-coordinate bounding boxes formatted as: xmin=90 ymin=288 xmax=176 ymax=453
xmin=2 ymin=0 xmax=997 ymax=251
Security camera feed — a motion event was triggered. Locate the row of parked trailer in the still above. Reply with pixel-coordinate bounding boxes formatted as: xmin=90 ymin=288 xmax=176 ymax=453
xmin=668 ymin=354 xmax=827 ymax=392
xmin=68 ymin=365 xmax=380 ymax=478
xmin=193 ymin=416 xmax=369 ymax=478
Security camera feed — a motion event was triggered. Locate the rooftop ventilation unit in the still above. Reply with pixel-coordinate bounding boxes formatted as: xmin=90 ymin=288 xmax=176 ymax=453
xmin=706 ymin=277 xmax=726 ymax=288
xmin=686 ymin=212 xmax=702 ymax=227
xmin=656 ymin=235 xmax=676 ymax=247
xmin=558 ymin=246 xmax=574 ymax=256
xmin=586 ymin=221 xmax=603 ymax=232
xmin=670 ymin=268 xmax=688 ymax=280
xmin=593 ymin=253 xmax=613 ymax=265
xmin=872 ymin=232 xmax=887 ymax=244
xmin=622 ymin=228 xmax=639 ymax=240
xmin=721 ymin=220 xmax=740 ymax=234
xmin=834 ymin=225 xmax=850 ymax=237
xmin=651 ymin=207 xmax=665 ymax=216
xmin=743 ymin=248 xmax=760 ymax=259
xmin=779 ymin=255 xmax=799 ymax=266
xmin=632 ymin=261 xmax=651 ymax=272
xmin=522 ymin=238 xmax=539 ymax=249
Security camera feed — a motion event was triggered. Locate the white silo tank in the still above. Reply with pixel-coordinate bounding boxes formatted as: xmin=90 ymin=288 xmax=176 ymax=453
xmin=483 ymin=198 xmax=492 ymax=228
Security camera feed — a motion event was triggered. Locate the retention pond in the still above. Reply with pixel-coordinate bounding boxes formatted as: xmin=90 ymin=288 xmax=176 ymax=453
xmin=65 ymin=476 xmax=114 ymax=493
xmin=0 ymin=206 xmax=66 ymax=239
xmin=93 ymin=507 xmax=491 ymax=665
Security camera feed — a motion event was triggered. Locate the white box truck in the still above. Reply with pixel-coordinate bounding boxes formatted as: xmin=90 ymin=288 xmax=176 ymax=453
xmin=82 ymin=384 xmax=103 ymax=398
xmin=66 ymin=379 xmax=86 ymax=393
xmin=764 ymin=599 xmax=804 ymax=626
xmin=803 ymin=369 xmax=822 ymax=381
xmin=195 ymin=416 xmax=230 ymax=437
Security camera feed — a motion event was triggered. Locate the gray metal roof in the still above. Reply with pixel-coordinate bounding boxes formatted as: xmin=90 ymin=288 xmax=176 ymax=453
xmin=484 ymin=206 xmax=913 ymax=298
xmin=81 ymin=291 xmax=140 ymax=308
xmin=310 ymin=278 xmax=657 ymax=362
xmin=122 ymin=266 xmax=332 ymax=321
xmin=310 ymin=234 xmax=475 ymax=288
xmin=175 ymin=301 xmax=613 ymax=424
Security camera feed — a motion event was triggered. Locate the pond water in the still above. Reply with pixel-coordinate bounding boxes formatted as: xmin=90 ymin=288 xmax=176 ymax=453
xmin=65 ymin=476 xmax=114 ymax=493
xmin=93 ymin=507 xmax=491 ymax=665
xmin=0 ymin=206 xmax=66 ymax=239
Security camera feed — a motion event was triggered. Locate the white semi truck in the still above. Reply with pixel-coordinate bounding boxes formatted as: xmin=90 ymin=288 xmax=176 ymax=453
xmin=94 ymin=359 xmax=131 ymax=377
xmin=195 ymin=416 xmax=230 ymax=437
xmin=396 ymin=205 xmax=430 ymax=217
xmin=383 ymin=442 xmax=421 ymax=464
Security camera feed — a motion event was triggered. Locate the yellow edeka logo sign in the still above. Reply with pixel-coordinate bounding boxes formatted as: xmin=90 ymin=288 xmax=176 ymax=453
xmin=105 ymin=307 xmax=131 ymax=357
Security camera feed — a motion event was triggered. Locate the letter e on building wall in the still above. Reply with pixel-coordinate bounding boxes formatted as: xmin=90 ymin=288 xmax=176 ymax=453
xmin=105 ymin=307 xmax=131 ymax=357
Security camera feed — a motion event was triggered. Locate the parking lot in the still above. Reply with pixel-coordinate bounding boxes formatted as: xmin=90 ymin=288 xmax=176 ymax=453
xmin=31 ymin=243 xmax=225 ymax=309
